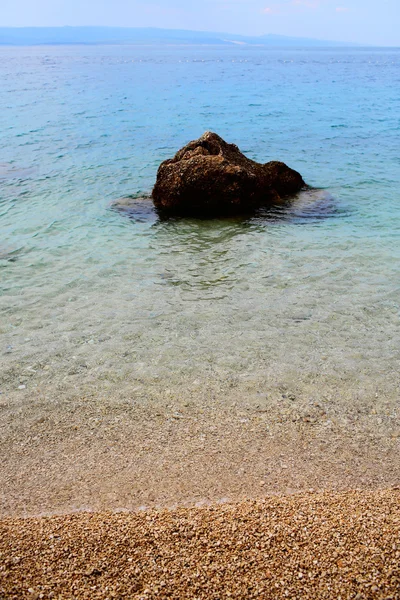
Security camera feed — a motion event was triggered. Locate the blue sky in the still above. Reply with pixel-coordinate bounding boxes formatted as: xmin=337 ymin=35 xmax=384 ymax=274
xmin=1 ymin=0 xmax=399 ymax=46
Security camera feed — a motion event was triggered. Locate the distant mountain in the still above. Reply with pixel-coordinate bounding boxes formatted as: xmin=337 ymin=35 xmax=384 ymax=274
xmin=0 ymin=27 xmax=357 ymax=47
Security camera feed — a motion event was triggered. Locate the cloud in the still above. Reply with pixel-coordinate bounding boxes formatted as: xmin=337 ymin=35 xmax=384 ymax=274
xmin=291 ymin=0 xmax=321 ymax=8
xmin=262 ymin=0 xmax=330 ymax=17
xmin=335 ymin=6 xmax=349 ymax=12
xmin=262 ymin=4 xmax=282 ymax=14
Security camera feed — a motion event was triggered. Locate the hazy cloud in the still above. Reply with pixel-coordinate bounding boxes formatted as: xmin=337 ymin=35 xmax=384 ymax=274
xmin=262 ymin=0 xmax=319 ymax=16
xmin=291 ymin=0 xmax=321 ymax=8
xmin=262 ymin=6 xmax=278 ymax=14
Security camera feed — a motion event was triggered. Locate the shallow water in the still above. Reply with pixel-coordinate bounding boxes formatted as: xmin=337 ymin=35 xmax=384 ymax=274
xmin=1 ymin=45 xmax=400 ymax=401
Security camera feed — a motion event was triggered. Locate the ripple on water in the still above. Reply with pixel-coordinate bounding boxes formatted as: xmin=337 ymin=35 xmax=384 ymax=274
xmin=0 ymin=45 xmax=399 ymax=403
xmin=0 ymin=163 xmax=37 ymax=180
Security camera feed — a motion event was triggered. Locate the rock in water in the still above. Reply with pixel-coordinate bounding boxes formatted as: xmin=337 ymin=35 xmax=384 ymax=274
xmin=152 ymin=131 xmax=306 ymax=216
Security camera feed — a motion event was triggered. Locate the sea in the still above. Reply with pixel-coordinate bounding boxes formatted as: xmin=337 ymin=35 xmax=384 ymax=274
xmin=1 ymin=44 xmax=400 ymax=406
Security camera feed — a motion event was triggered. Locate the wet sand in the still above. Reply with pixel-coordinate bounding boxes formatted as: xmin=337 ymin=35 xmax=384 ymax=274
xmin=1 ymin=489 xmax=399 ymax=599
xmin=1 ymin=371 xmax=400 ymax=516
xmin=1 ymin=375 xmax=400 ymax=516
xmin=1 ymin=377 xmax=399 ymax=597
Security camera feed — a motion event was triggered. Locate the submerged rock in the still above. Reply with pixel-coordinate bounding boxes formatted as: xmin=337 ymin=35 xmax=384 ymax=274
xmin=152 ymin=131 xmax=306 ymax=216
xmin=109 ymin=196 xmax=157 ymax=223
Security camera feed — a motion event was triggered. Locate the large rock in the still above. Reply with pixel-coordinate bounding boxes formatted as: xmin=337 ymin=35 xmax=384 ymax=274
xmin=152 ymin=131 xmax=305 ymax=216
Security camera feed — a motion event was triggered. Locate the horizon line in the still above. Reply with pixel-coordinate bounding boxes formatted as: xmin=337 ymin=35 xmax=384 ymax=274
xmin=0 ymin=26 xmax=363 ymax=47
xmin=1 ymin=26 xmax=399 ymax=47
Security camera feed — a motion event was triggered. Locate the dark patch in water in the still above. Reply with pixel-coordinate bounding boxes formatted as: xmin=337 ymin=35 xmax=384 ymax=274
xmin=0 ymin=163 xmax=36 ymax=180
xmin=109 ymin=196 xmax=157 ymax=223
xmin=254 ymin=189 xmax=349 ymax=224
xmin=110 ymin=190 xmax=347 ymax=226
xmin=0 ymin=246 xmax=23 ymax=264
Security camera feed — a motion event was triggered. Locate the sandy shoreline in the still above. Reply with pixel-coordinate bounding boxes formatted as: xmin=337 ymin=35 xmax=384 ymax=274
xmin=1 ymin=379 xmax=399 ymax=597
xmin=2 ymin=375 xmax=400 ymax=517
xmin=1 ymin=489 xmax=399 ymax=599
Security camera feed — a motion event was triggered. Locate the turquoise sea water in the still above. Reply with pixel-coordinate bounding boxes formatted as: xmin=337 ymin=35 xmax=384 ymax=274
xmin=1 ymin=45 xmax=400 ymax=399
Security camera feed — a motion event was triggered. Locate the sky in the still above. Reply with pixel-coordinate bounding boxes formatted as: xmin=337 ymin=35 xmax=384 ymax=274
xmin=1 ymin=0 xmax=399 ymax=46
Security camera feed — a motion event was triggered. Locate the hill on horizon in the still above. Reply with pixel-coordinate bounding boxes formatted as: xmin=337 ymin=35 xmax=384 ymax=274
xmin=0 ymin=26 xmax=359 ymax=47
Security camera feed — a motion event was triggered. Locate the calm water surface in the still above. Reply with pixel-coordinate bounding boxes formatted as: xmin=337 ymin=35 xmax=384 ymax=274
xmin=1 ymin=45 xmax=399 ymax=399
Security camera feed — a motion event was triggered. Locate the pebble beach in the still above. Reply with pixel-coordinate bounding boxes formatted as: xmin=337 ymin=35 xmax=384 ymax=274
xmin=1 ymin=489 xmax=399 ymax=599
xmin=2 ymin=44 xmax=400 ymax=598
xmin=1 ymin=372 xmax=400 ymax=598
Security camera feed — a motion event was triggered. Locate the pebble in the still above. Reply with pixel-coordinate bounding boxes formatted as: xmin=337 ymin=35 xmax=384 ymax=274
xmin=1 ymin=489 xmax=399 ymax=599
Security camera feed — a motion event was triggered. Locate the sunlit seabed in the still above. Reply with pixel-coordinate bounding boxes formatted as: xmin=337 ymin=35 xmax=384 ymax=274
xmin=0 ymin=45 xmax=399 ymax=404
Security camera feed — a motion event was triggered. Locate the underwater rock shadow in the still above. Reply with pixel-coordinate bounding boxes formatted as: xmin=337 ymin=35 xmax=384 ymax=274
xmin=109 ymin=195 xmax=158 ymax=223
xmin=253 ymin=188 xmax=350 ymax=224
xmin=110 ymin=188 xmax=348 ymax=226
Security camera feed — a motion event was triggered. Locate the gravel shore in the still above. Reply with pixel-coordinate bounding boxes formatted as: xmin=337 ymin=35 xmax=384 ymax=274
xmin=1 ymin=489 xmax=399 ymax=599
xmin=2 ymin=376 xmax=400 ymax=517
